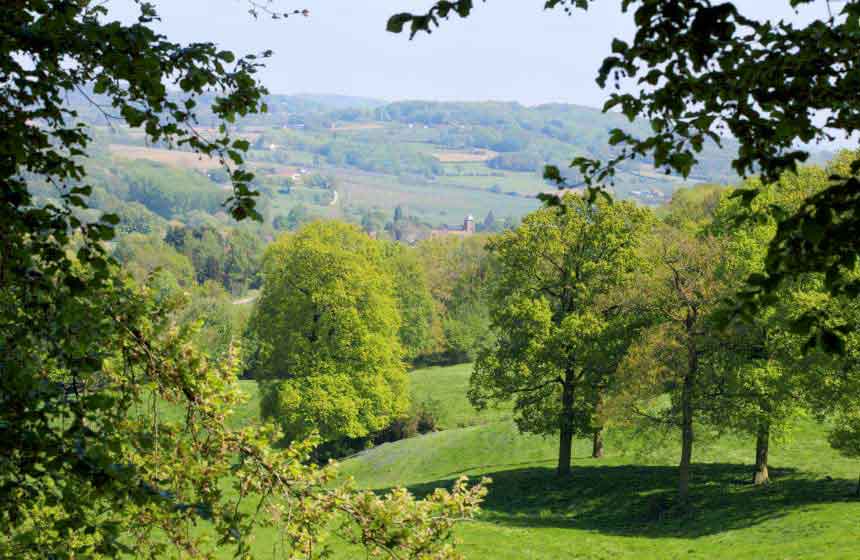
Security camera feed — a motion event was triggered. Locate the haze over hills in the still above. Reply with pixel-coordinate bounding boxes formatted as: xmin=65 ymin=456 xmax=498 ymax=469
xmin=13 ymin=2 xmax=860 ymax=559
xmin=67 ymin=91 xmax=750 ymax=240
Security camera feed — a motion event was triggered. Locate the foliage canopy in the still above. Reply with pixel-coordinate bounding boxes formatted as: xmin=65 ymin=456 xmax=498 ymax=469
xmin=471 ymin=193 xmax=651 ymax=474
xmin=389 ymin=0 xmax=860 ymax=349
xmin=0 ymin=2 xmax=486 ymax=556
xmin=252 ymin=222 xmax=409 ymax=443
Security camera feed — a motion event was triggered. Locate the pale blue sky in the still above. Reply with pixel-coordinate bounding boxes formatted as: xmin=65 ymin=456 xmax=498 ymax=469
xmin=108 ymin=1 xmax=830 ymax=107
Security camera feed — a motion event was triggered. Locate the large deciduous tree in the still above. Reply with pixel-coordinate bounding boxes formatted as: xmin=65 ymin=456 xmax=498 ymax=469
xmin=164 ymin=224 xmax=264 ymax=295
xmin=789 ymin=265 xmax=860 ymax=492
xmin=252 ymin=221 xmax=409 ymax=443
xmin=382 ymin=242 xmax=437 ymax=362
xmin=703 ymin=164 xmax=837 ymax=484
xmin=620 ymin=227 xmax=726 ymax=502
xmin=470 ymin=193 xmax=651 ymax=475
xmin=416 ymin=235 xmax=496 ymax=364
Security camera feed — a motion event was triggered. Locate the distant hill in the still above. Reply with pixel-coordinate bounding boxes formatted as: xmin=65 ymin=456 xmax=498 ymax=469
xmin=373 ymin=99 xmax=737 ymax=184
xmin=291 ymin=93 xmax=387 ymax=110
xmin=70 ymin=92 xmax=736 ymax=179
xmin=65 ymin=93 xmax=837 ymax=231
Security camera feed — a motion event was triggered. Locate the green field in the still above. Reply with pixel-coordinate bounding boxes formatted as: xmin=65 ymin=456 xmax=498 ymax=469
xmin=331 ymin=169 xmax=541 ymax=222
xmin=336 ymin=364 xmax=860 ymax=559
xmin=158 ymin=365 xmax=860 ymax=558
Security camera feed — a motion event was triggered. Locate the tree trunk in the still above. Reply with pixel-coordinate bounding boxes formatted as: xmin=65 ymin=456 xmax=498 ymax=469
xmin=592 ymin=427 xmax=604 ymax=459
xmin=678 ymin=383 xmax=694 ymax=502
xmin=753 ymin=424 xmax=770 ymax=485
xmin=557 ymin=380 xmax=574 ymax=476
xmin=677 ymin=306 xmax=702 ymax=505
xmin=678 ymin=344 xmax=696 ymax=503
xmin=557 ymin=424 xmax=573 ymax=476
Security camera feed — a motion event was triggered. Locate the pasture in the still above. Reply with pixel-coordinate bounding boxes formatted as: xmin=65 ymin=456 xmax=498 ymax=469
xmin=433 ymin=149 xmax=498 ymax=163
xmin=150 ymin=364 xmax=860 ymax=559
xmin=330 ymin=169 xmax=541 ymax=222
xmin=336 ymin=364 xmax=860 ymax=559
xmin=109 ymin=144 xmax=224 ymax=170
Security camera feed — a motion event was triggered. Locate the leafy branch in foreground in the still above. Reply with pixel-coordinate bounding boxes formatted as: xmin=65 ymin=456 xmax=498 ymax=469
xmin=3 ymin=0 xmax=269 ymax=300
xmin=386 ymin=1 xmax=591 ymax=38
xmin=388 ymin=0 xmax=860 ymax=349
xmin=0 ymin=268 xmax=487 ymax=558
xmin=246 ymin=1 xmax=311 ymax=20
xmin=0 ymin=1 xmax=486 ymax=557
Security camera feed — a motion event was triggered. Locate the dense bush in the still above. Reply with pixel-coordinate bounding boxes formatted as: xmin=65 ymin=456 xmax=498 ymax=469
xmin=374 ymin=399 xmax=441 ymax=444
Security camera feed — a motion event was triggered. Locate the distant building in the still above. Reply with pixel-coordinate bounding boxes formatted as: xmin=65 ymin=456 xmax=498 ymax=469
xmin=430 ymin=215 xmax=476 ymax=238
xmin=465 ymin=214 xmax=476 ymax=234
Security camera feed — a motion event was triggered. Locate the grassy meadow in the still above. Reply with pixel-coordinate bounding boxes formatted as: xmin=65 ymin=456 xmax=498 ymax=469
xmin=329 ymin=168 xmax=541 ymax=222
xmin=159 ymin=364 xmax=860 ymax=559
xmin=335 ymin=364 xmax=860 ymax=559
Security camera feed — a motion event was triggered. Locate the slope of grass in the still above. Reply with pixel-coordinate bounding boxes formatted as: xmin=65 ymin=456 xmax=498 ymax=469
xmin=153 ymin=379 xmax=262 ymax=429
xmin=409 ymin=363 xmax=511 ymax=429
xmin=149 ymin=365 xmax=860 ymax=558
xmin=340 ymin=364 xmax=860 ymax=559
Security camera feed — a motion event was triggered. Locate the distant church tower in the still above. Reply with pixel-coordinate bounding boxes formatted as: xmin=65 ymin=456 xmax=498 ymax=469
xmin=464 ymin=214 xmax=476 ymax=234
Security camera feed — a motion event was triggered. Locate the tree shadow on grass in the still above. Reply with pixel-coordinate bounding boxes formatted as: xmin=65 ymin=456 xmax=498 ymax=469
xmin=402 ymin=463 xmax=858 ymax=539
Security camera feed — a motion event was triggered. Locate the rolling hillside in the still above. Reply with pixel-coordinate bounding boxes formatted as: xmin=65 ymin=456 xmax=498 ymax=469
xmin=338 ymin=364 xmax=860 ymax=560
xmin=69 ymin=94 xmax=746 ymax=236
xmin=149 ymin=364 xmax=860 ymax=559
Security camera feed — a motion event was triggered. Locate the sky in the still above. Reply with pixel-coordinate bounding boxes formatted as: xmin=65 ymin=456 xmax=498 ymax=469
xmin=107 ymin=1 xmax=832 ymax=109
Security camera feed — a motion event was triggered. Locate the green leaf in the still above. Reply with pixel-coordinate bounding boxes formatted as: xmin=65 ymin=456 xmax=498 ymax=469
xmin=387 ymin=13 xmax=412 ymax=33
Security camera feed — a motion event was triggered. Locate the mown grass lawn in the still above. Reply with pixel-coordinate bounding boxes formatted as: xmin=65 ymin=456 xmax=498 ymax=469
xmin=155 ymin=365 xmax=860 ymax=559
xmin=337 ymin=364 xmax=860 ymax=559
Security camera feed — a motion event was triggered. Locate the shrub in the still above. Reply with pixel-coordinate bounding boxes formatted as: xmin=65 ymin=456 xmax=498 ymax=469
xmin=374 ymin=399 xmax=440 ymax=444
